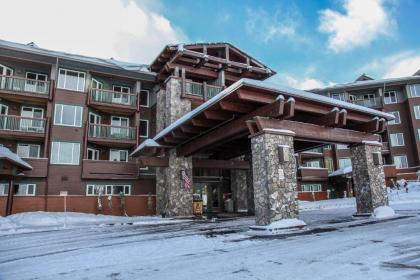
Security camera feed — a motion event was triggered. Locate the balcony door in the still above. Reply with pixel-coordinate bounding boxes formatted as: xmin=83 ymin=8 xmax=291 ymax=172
xmin=111 ymin=116 xmax=129 ymax=138
xmin=0 ymin=64 xmax=13 ymax=89
xmin=91 ymin=79 xmax=104 ymax=101
xmin=89 ymin=112 xmax=101 ymax=137
xmin=21 ymin=107 xmax=44 ymax=132
xmin=0 ymin=104 xmax=8 ymax=130
xmin=112 ymin=85 xmax=130 ymax=105
xmin=25 ymin=72 xmax=48 ymax=93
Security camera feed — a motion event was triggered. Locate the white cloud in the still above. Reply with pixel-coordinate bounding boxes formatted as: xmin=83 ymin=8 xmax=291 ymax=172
xmin=0 ymin=0 xmax=187 ymax=63
xmin=245 ymin=6 xmax=308 ymax=44
xmin=359 ymin=51 xmax=420 ymax=78
xmin=318 ymin=0 xmax=396 ymax=53
xmin=268 ymin=72 xmax=334 ymax=90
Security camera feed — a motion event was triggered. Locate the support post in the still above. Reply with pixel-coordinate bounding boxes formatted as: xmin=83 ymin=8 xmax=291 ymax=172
xmin=250 ymin=129 xmax=298 ymax=225
xmin=5 ymin=178 xmax=14 ymax=216
xmin=351 ymin=142 xmax=388 ymax=215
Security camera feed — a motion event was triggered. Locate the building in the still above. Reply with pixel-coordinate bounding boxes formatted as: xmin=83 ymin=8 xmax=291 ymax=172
xmin=0 ymin=39 xmax=407 ymax=219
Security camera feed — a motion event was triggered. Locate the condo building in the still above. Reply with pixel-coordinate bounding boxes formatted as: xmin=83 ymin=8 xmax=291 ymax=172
xmin=0 ymin=39 xmax=417 ymax=218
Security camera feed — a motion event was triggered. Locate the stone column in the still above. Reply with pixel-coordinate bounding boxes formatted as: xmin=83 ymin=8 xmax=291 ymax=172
xmin=250 ymin=129 xmax=298 ymax=225
xmin=155 ymin=77 xmax=193 ymax=217
xmin=245 ymin=154 xmax=255 ymax=215
xmin=231 ymin=169 xmax=248 ymax=213
xmin=351 ymin=142 xmax=388 ymax=215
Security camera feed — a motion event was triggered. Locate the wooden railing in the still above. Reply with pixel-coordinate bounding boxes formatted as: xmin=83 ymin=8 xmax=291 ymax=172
xmin=0 ymin=75 xmax=50 ymax=95
xmin=185 ymin=81 xmax=223 ymax=99
xmin=0 ymin=115 xmax=46 ymax=133
xmin=90 ymin=88 xmax=137 ymax=107
xmin=88 ymin=123 xmax=136 ymax=140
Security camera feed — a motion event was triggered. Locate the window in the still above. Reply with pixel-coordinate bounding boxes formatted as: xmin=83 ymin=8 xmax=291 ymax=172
xmin=54 ymin=104 xmax=83 ymax=127
xmin=301 ymin=184 xmax=322 ymax=192
xmin=305 ymin=161 xmax=320 ymax=168
xmin=17 ymin=143 xmax=40 ymax=158
xmin=139 ymin=119 xmax=149 ymax=138
xmin=324 ymin=158 xmax=334 ymax=173
xmin=414 ymin=106 xmax=420 ymax=119
xmin=388 ymin=111 xmax=401 ymax=125
xmin=51 ymin=142 xmax=80 ymax=165
xmin=15 ymin=184 xmax=36 ymax=196
xmin=0 ymin=64 xmax=13 ymax=89
xmin=336 ymin=144 xmax=349 ymax=150
xmin=110 ymin=149 xmax=128 ymax=162
xmin=331 ymin=93 xmax=345 ymax=101
xmin=140 ymin=90 xmax=149 ymax=107
xmin=384 ymin=91 xmax=397 ymax=104
xmin=418 ymin=129 xmax=420 ymax=141
xmin=86 ymin=184 xmax=131 ymax=196
xmin=393 ymin=155 xmax=408 ymax=169
xmin=58 ymin=68 xmax=86 ymax=92
xmin=25 ymin=72 xmax=48 ymax=93
xmin=112 ymin=85 xmax=131 ymax=105
xmin=390 ymin=133 xmax=405 ymax=147
xmin=0 ymin=183 xmax=8 ymax=195
xmin=21 ymin=106 xmax=44 ymax=132
xmin=339 ymin=158 xmax=352 ymax=168
xmin=87 ymin=148 xmax=100 ymax=160
xmin=409 ymin=84 xmax=420 ymax=97
xmin=324 ymin=144 xmax=332 ymax=150
xmin=111 ymin=116 xmax=129 ymax=137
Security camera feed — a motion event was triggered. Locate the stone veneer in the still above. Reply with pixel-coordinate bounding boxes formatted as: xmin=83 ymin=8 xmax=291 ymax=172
xmin=351 ymin=142 xmax=388 ymax=214
xmin=250 ymin=129 xmax=299 ymax=225
xmin=231 ymin=169 xmax=249 ymax=213
xmin=156 ymin=77 xmax=193 ymax=216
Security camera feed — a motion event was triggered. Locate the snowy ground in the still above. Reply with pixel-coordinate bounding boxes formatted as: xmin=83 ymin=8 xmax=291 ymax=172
xmin=1 ymin=183 xmax=420 ymax=280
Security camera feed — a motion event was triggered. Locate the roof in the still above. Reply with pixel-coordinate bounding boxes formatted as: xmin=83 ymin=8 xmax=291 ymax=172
xmin=310 ymin=75 xmax=420 ymax=92
xmin=0 ymin=39 xmax=153 ymax=75
xmin=329 ymin=166 xmax=352 ymax=177
xmin=0 ymin=147 xmax=32 ymax=171
xmin=131 ymin=78 xmax=394 ymax=156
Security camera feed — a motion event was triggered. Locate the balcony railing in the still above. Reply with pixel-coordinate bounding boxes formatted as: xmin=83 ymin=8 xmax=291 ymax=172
xmin=90 ymin=89 xmax=137 ymax=107
xmin=88 ymin=123 xmax=136 ymax=140
xmin=0 ymin=75 xmax=50 ymax=95
xmin=185 ymin=81 xmax=223 ymax=99
xmin=0 ymin=115 xmax=46 ymax=133
xmin=349 ymin=99 xmax=381 ymax=107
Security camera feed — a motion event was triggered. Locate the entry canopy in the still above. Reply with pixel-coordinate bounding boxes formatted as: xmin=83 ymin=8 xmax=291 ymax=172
xmin=0 ymin=147 xmax=32 ymax=176
xmin=131 ymin=78 xmax=394 ymax=159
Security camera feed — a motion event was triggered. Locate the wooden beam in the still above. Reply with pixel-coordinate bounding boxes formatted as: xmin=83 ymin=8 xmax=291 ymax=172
xmin=193 ymin=159 xmax=250 ymax=169
xmin=253 ymin=117 xmax=380 ymax=144
xmin=338 ymin=109 xmax=347 ymax=127
xmin=236 ymin=89 xmax=274 ymax=104
xmin=163 ymin=135 xmax=182 ymax=144
xmin=354 ymin=117 xmax=380 ymax=133
xmin=138 ymin=157 xmax=169 ymax=167
xmin=313 ymin=107 xmax=340 ymax=126
xmin=180 ymin=125 xmax=203 ymax=134
xmin=172 ymin=130 xmax=191 ymax=139
xmin=191 ymin=118 xmax=220 ymax=128
xmin=203 ymin=110 xmax=234 ymax=121
xmin=282 ymin=97 xmax=295 ymax=119
xmin=218 ymin=100 xmax=255 ymax=114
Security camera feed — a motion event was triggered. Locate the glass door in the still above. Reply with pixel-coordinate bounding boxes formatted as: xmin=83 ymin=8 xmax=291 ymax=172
xmin=0 ymin=104 xmax=8 ymax=130
xmin=111 ymin=116 xmax=129 ymax=138
xmin=89 ymin=112 xmax=101 ymax=137
xmin=0 ymin=64 xmax=13 ymax=89
xmin=25 ymin=72 xmax=48 ymax=93
xmin=112 ymin=85 xmax=130 ymax=105
xmin=91 ymin=79 xmax=104 ymax=102
xmin=21 ymin=107 xmax=44 ymax=132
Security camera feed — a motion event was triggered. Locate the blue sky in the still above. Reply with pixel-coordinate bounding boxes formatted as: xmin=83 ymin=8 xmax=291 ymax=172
xmin=2 ymin=0 xmax=420 ymax=89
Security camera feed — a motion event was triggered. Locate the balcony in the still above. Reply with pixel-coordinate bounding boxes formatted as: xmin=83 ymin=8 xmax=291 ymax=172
xmin=22 ymin=158 xmax=48 ymax=177
xmin=88 ymin=89 xmax=138 ymax=115
xmin=185 ymin=81 xmax=223 ymax=100
xmin=0 ymin=115 xmax=47 ymax=140
xmin=381 ymin=142 xmax=390 ymax=154
xmin=87 ymin=123 xmax=137 ymax=147
xmin=82 ymin=159 xmax=139 ymax=179
xmin=0 ymin=75 xmax=50 ymax=103
xmin=298 ymin=167 xmax=329 ymax=181
xmin=349 ymin=99 xmax=382 ymax=108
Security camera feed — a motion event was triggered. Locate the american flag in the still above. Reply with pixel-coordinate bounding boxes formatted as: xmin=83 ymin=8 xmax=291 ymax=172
xmin=181 ymin=169 xmax=191 ymax=189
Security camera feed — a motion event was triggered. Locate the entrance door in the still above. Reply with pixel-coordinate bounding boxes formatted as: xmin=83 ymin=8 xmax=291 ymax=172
xmin=0 ymin=64 xmax=13 ymax=89
xmin=21 ymin=107 xmax=44 ymax=132
xmin=89 ymin=112 xmax=101 ymax=137
xmin=193 ymin=182 xmax=223 ymax=213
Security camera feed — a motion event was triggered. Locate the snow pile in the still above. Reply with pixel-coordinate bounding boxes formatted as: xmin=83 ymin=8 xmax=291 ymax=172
xmin=0 ymin=211 xmax=182 ymax=235
xmin=371 ymin=206 xmax=396 ymax=219
xmin=265 ymin=218 xmax=306 ymax=230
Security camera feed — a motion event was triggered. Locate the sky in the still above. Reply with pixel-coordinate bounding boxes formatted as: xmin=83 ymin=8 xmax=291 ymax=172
xmin=1 ymin=0 xmax=420 ymax=89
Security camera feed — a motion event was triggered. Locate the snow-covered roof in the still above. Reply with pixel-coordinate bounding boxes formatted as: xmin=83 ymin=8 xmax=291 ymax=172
xmin=131 ymin=78 xmax=394 ymax=157
xmin=310 ymin=75 xmax=420 ymax=92
xmin=0 ymin=39 xmax=153 ymax=74
xmin=0 ymin=147 xmax=32 ymax=171
xmin=329 ymin=166 xmax=352 ymax=177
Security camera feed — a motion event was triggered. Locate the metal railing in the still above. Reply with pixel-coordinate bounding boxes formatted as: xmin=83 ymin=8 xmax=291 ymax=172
xmin=0 ymin=115 xmax=46 ymax=133
xmin=0 ymin=75 xmax=50 ymax=94
xmin=88 ymin=123 xmax=136 ymax=140
xmin=90 ymin=89 xmax=137 ymax=107
xmin=349 ymin=99 xmax=380 ymax=107
xmin=185 ymin=81 xmax=223 ymax=99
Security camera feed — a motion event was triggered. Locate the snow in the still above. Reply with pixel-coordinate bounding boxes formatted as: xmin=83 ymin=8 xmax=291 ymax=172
xmin=0 ymin=146 xmax=32 ymax=170
xmin=328 ymin=165 xmax=352 ymax=177
xmin=362 ymin=140 xmax=383 ymax=146
xmin=372 ymin=206 xmax=396 ymax=219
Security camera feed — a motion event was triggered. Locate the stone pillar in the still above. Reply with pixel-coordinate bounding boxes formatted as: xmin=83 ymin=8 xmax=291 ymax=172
xmin=155 ymin=77 xmax=193 ymax=217
xmin=351 ymin=142 xmax=388 ymax=215
xmin=250 ymin=129 xmax=298 ymax=225
xmin=231 ymin=169 xmax=248 ymax=213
